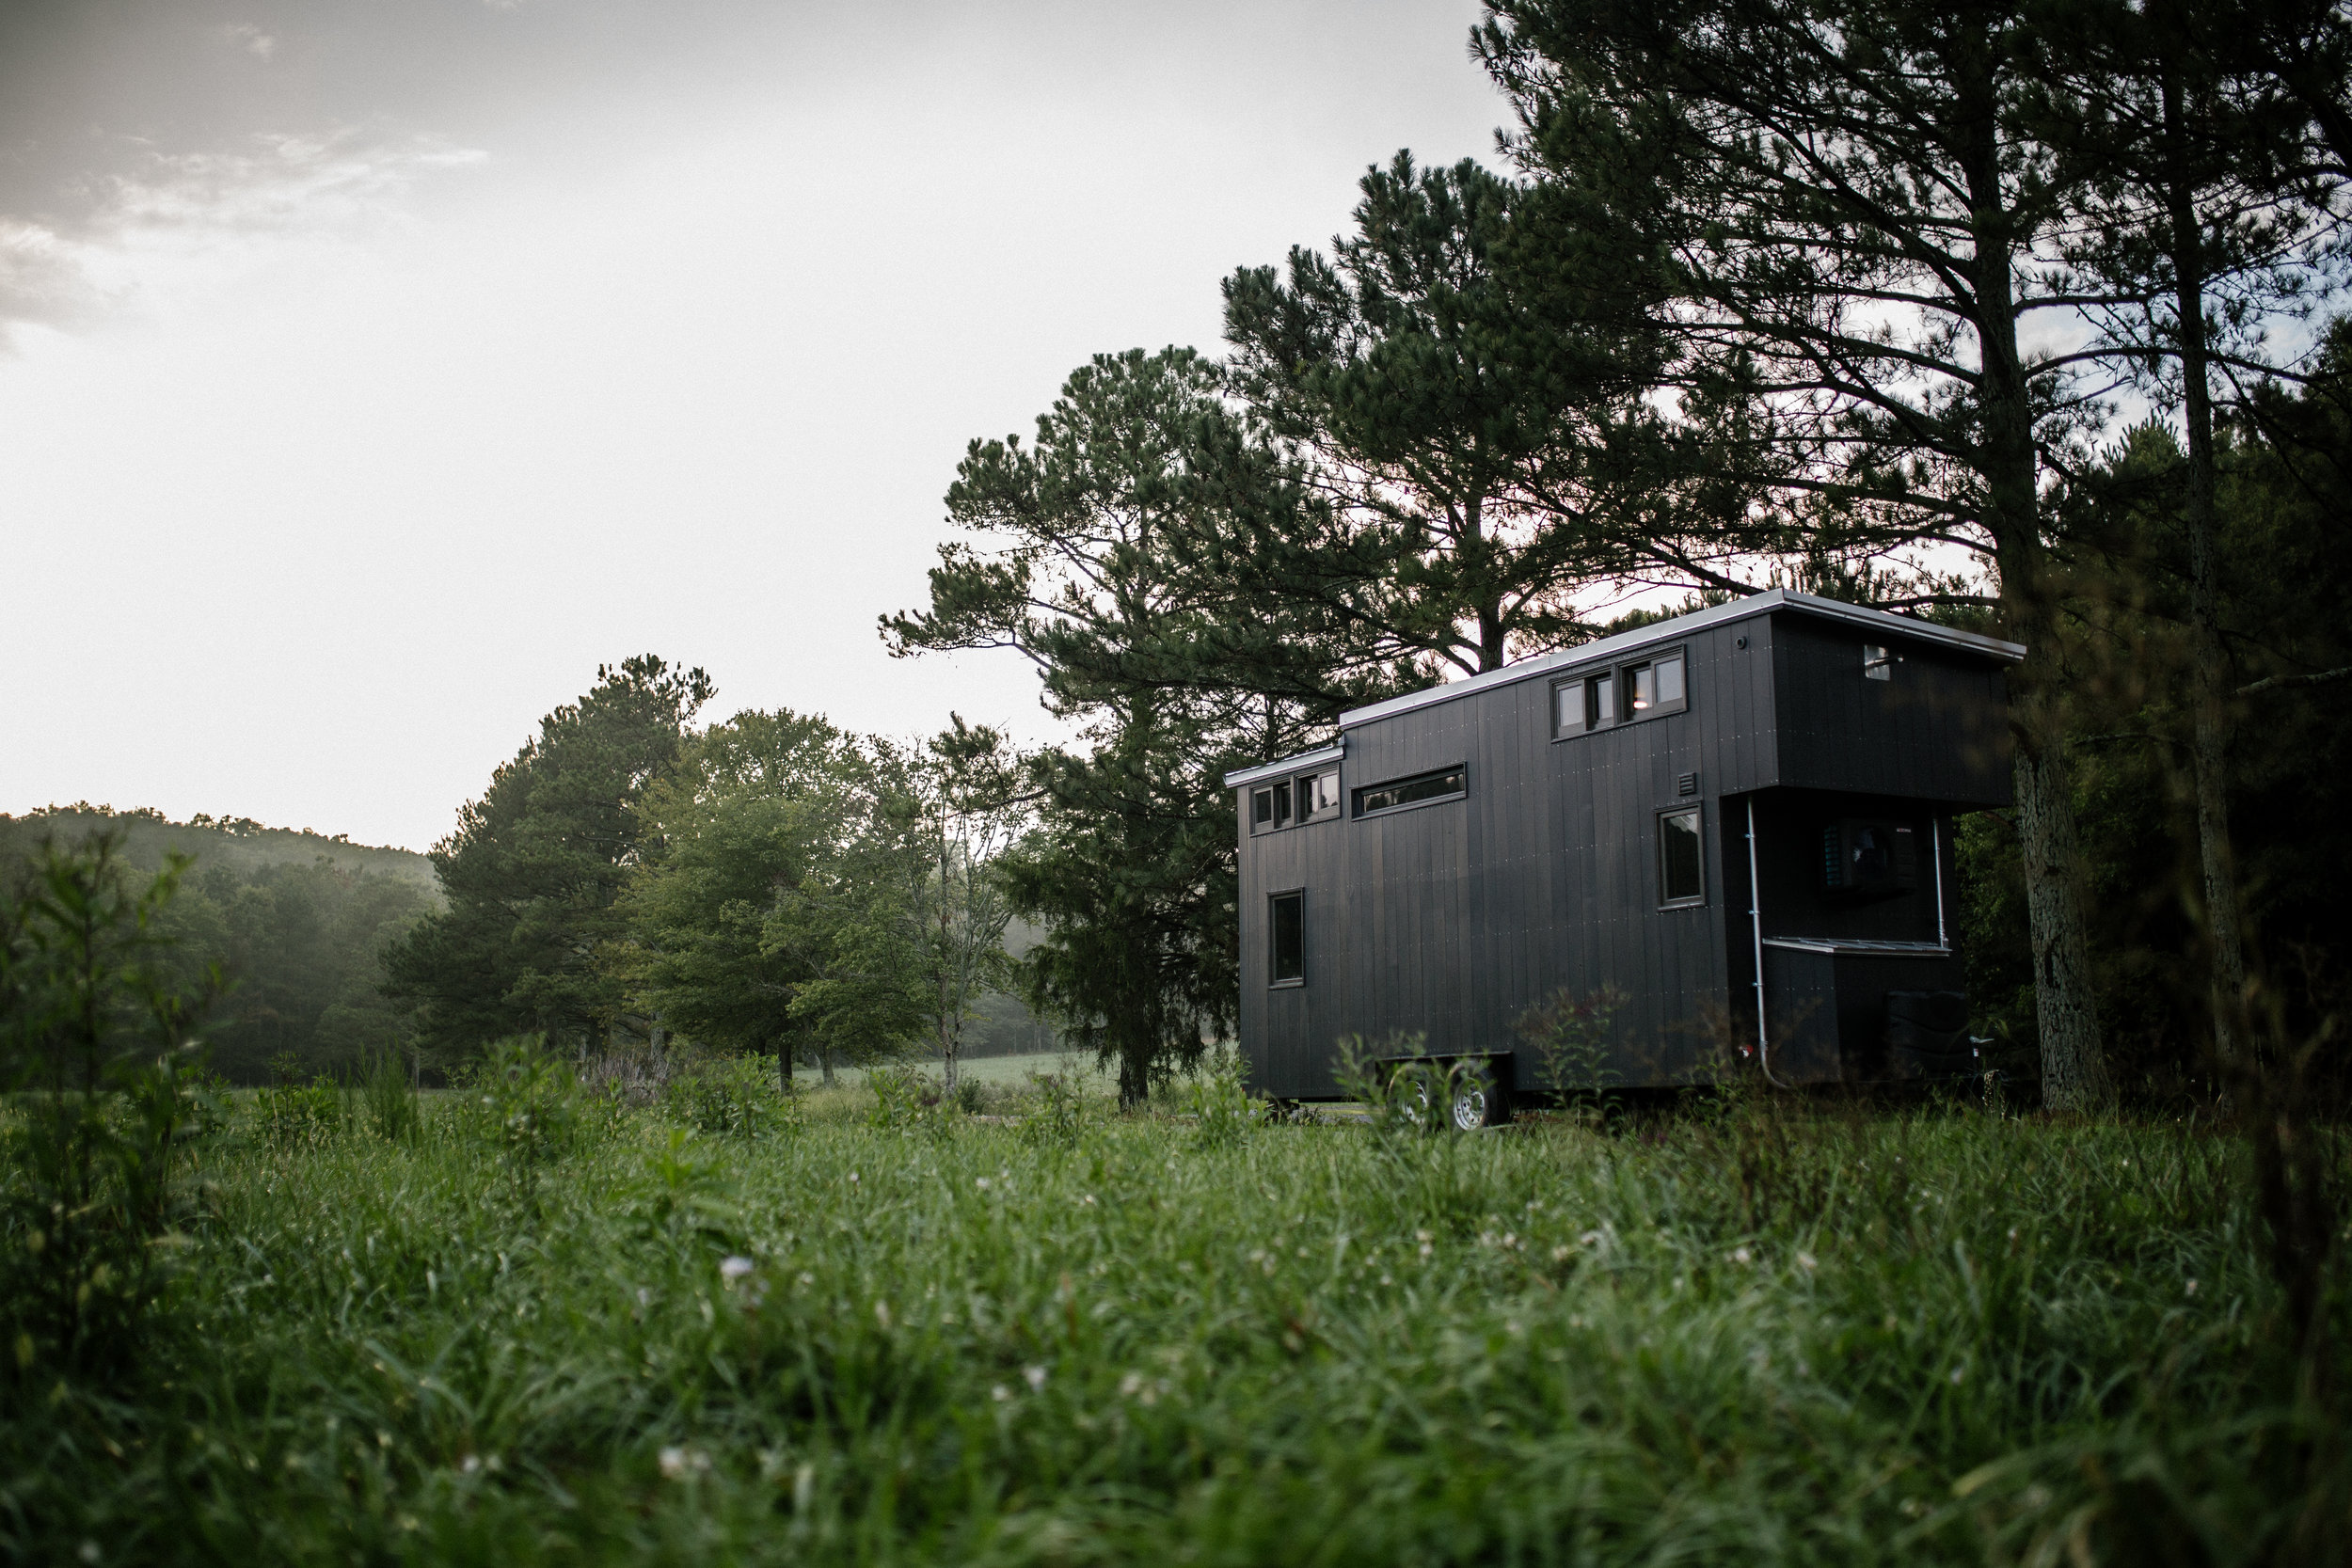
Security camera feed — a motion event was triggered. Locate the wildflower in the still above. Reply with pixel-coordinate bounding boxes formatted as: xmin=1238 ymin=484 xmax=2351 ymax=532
xmin=1120 ymin=1371 xmax=1144 ymax=1397
xmin=992 ymin=1385 xmax=1011 ymax=1402
xmin=1796 ymin=1251 xmax=1817 ymax=1272
xmin=874 ymin=1300 xmax=892 ymax=1330
xmin=1024 ymin=1365 xmax=1047 ymax=1392
xmin=721 ymin=1256 xmax=755 ymax=1283
xmin=976 ymin=1178 xmax=992 ymax=1191
xmin=1552 ymin=1245 xmax=1573 ymax=1263
xmin=2186 ymin=1279 xmax=2199 ymax=1296
xmin=1731 ymin=1247 xmax=1752 ymax=1265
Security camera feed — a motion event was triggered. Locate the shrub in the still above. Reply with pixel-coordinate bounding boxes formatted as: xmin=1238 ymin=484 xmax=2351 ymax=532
xmin=661 ymin=1053 xmax=796 ymax=1141
xmin=467 ymin=1035 xmax=581 ymax=1212
xmin=1187 ymin=1050 xmax=1263 ymax=1149
xmin=256 ymin=1053 xmax=345 ymax=1149
xmin=1020 ymin=1061 xmax=1093 ymax=1148
xmin=1514 ymin=985 xmax=1626 ymax=1103
xmin=361 ymin=1048 xmax=421 ymax=1144
xmin=867 ymin=1063 xmax=945 ymax=1132
xmin=0 ymin=835 xmax=214 ymax=1390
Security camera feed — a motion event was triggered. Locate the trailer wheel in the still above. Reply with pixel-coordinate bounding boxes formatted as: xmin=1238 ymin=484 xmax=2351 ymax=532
xmin=1449 ymin=1061 xmax=1505 ymax=1131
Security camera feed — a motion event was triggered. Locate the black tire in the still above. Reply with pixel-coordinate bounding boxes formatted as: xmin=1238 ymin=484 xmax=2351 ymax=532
xmin=1449 ymin=1060 xmax=1509 ymax=1131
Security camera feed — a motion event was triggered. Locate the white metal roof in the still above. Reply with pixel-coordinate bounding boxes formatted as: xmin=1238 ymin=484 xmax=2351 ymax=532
xmin=1223 ymin=743 xmax=1343 ymax=791
xmin=1222 ymin=590 xmax=2024 ymax=789
xmin=1335 ymin=589 xmax=2023 ymax=730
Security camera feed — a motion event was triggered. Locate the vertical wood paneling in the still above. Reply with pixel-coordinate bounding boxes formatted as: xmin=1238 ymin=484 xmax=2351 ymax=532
xmin=1237 ymin=603 xmax=2011 ymax=1098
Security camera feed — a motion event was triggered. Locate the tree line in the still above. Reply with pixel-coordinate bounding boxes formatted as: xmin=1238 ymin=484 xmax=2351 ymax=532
xmin=0 ymin=807 xmax=438 ymax=1085
xmin=379 ymin=658 xmax=1036 ymax=1094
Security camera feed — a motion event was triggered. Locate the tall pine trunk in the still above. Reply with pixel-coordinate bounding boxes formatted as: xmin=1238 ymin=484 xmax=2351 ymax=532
xmin=1961 ymin=34 xmax=2113 ymax=1111
xmin=2162 ymin=68 xmax=2249 ymax=1076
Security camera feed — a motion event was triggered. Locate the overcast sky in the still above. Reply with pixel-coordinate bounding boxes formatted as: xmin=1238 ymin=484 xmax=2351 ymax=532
xmin=0 ymin=0 xmax=1512 ymax=851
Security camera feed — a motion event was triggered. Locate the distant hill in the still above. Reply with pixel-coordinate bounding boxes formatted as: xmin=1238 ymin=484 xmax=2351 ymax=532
xmin=0 ymin=804 xmax=439 ymax=901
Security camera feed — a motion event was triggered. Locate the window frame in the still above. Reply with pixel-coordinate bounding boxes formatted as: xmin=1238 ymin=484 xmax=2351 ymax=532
xmin=1351 ymin=764 xmax=1469 ymax=819
xmin=1551 ymin=644 xmax=1690 ymax=740
xmin=1267 ymin=888 xmax=1306 ymax=987
xmin=1248 ymin=779 xmax=1296 ymax=834
xmin=1656 ymin=805 xmax=1707 ymax=908
xmin=1296 ymin=768 xmax=1342 ymax=823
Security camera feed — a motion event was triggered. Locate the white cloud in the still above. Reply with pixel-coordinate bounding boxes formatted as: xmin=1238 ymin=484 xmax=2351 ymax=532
xmin=2 ymin=132 xmax=485 ymax=341
xmin=222 ymin=24 xmax=278 ymax=61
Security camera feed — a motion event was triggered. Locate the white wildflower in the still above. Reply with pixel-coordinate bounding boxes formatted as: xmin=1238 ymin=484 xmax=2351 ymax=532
xmin=1025 ymin=1365 xmax=1048 ymax=1392
xmin=720 ymin=1256 xmax=755 ymax=1283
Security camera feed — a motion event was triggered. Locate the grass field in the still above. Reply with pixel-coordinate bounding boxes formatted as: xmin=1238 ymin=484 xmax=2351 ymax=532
xmin=5 ymin=1076 xmax=2344 ymax=1566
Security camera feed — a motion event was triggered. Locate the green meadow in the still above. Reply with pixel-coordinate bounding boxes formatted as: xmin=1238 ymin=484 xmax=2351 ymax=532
xmin=7 ymin=1073 xmax=2341 ymax=1566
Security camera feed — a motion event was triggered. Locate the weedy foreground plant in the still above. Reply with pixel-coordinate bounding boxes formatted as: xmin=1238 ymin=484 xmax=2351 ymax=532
xmin=2 ymin=1033 xmax=2344 ymax=1565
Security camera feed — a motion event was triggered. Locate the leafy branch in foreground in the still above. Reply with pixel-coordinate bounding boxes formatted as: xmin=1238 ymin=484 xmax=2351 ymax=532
xmin=1 ymin=834 xmax=216 ymax=1391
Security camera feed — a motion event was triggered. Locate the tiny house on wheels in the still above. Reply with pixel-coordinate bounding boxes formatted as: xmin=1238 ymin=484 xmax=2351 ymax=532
xmin=1227 ymin=589 xmax=2019 ymax=1126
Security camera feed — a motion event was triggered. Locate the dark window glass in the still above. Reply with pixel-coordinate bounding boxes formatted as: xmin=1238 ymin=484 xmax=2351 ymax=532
xmin=1589 ymin=673 xmax=1615 ymax=727
xmin=1553 ymin=680 xmax=1583 ymax=736
xmin=1252 ymin=788 xmax=1274 ymax=827
xmin=1656 ymin=655 xmax=1685 ymax=706
xmin=1272 ymin=780 xmax=1292 ymax=827
xmin=1660 ymin=809 xmax=1704 ymax=904
xmin=1270 ymin=892 xmax=1304 ymax=983
xmin=1353 ymin=766 xmax=1467 ymax=816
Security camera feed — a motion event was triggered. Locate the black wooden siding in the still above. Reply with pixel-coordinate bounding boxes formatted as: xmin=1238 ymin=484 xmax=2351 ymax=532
xmin=1237 ymin=601 xmax=2012 ymax=1099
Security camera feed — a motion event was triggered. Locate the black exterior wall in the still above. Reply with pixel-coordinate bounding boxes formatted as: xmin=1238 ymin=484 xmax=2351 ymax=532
xmin=1231 ymin=591 xmax=2018 ymax=1101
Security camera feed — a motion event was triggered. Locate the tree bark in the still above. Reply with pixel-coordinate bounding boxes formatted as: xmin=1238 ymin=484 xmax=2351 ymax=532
xmin=1958 ymin=30 xmax=2113 ymax=1111
xmin=2162 ymin=65 xmax=2250 ymax=1080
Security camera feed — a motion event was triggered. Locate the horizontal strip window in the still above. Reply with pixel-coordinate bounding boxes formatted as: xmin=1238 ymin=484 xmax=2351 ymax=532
xmin=1353 ymin=765 xmax=1466 ymax=817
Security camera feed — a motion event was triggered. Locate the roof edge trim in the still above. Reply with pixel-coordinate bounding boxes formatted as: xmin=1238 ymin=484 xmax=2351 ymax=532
xmin=1224 ymin=743 xmax=1344 ymax=790
xmin=1335 ymin=590 xmax=2025 ymax=730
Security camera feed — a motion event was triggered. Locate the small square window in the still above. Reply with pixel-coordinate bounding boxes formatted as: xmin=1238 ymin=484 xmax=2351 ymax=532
xmin=1659 ymin=808 xmax=1704 ymax=905
xmin=1864 ymin=644 xmax=1892 ymax=681
xmin=1269 ymin=892 xmax=1305 ymax=984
